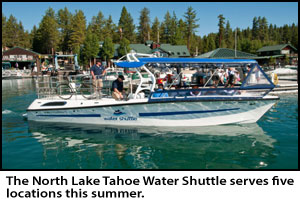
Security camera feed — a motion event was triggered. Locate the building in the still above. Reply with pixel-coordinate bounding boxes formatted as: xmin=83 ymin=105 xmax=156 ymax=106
xmin=256 ymin=44 xmax=298 ymax=66
xmin=153 ymin=44 xmax=190 ymax=58
xmin=2 ymin=46 xmax=41 ymax=69
xmin=196 ymin=48 xmax=257 ymax=59
xmin=98 ymin=41 xmax=190 ymax=61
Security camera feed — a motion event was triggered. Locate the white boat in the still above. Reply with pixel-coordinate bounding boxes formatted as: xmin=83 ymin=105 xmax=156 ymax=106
xmin=26 ymin=53 xmax=279 ymax=127
xmin=2 ymin=69 xmax=23 ymax=79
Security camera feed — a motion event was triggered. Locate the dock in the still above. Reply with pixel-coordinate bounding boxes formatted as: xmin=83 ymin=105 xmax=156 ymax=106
xmin=270 ymin=79 xmax=298 ymax=95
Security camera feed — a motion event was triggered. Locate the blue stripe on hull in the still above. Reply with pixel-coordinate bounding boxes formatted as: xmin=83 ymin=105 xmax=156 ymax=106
xmin=139 ymin=108 xmax=240 ymax=117
xmin=37 ymin=114 xmax=101 ymax=117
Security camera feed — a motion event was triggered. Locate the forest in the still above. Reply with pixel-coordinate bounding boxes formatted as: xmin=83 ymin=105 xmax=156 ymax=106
xmin=2 ymin=6 xmax=298 ymax=65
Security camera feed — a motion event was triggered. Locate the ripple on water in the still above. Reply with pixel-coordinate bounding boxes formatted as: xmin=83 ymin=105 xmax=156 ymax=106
xmin=2 ymin=109 xmax=13 ymax=114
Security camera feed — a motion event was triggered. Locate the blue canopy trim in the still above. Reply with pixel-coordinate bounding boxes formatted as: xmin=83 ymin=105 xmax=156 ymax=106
xmin=115 ymin=61 xmax=146 ymax=68
xmin=138 ymin=57 xmax=258 ymax=64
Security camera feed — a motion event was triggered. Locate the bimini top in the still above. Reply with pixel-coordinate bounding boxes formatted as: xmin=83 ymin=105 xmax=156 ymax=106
xmin=115 ymin=57 xmax=257 ymax=68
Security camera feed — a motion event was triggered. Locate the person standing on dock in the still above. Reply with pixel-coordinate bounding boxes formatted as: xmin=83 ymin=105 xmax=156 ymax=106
xmin=90 ymin=61 xmax=106 ymax=97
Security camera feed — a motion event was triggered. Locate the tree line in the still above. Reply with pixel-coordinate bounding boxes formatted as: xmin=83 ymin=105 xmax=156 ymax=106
xmin=2 ymin=6 xmax=298 ymax=65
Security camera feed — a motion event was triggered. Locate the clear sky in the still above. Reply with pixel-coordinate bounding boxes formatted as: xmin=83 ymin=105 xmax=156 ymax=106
xmin=2 ymin=2 xmax=298 ymax=37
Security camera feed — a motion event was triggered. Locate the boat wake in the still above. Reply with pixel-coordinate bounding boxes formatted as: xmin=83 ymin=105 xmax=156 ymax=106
xmin=2 ymin=109 xmax=13 ymax=114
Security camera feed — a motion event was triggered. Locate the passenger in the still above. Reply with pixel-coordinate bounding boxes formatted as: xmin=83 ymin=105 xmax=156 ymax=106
xmin=175 ymin=85 xmax=181 ymax=90
xmin=212 ymin=69 xmax=221 ymax=88
xmin=255 ymin=68 xmax=261 ymax=82
xmin=111 ymin=75 xmax=125 ymax=100
xmin=152 ymin=84 xmax=169 ymax=98
xmin=242 ymin=64 xmax=249 ymax=79
xmin=91 ymin=61 xmax=106 ymax=96
xmin=190 ymin=85 xmax=201 ymax=96
xmin=235 ymin=71 xmax=241 ymax=84
xmin=225 ymin=67 xmax=236 ymax=88
xmin=218 ymin=69 xmax=225 ymax=85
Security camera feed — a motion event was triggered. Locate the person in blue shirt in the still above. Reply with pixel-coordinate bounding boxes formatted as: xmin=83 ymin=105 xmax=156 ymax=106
xmin=111 ymin=75 xmax=125 ymax=100
xmin=90 ymin=61 xmax=106 ymax=96
xmin=153 ymin=84 xmax=169 ymax=98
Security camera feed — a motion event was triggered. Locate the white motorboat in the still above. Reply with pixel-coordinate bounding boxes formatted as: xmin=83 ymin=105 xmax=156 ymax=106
xmin=26 ymin=53 xmax=279 ymax=127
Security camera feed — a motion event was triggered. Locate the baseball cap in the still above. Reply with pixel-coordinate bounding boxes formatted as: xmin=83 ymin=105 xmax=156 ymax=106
xmin=118 ymin=75 xmax=125 ymax=80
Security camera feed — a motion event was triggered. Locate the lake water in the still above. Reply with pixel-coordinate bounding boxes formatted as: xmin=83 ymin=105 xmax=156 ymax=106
xmin=2 ymin=79 xmax=298 ymax=169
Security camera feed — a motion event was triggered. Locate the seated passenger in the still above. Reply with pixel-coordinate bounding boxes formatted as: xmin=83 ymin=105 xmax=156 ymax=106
xmin=212 ymin=70 xmax=221 ymax=88
xmin=111 ymin=75 xmax=125 ymax=100
xmin=153 ymin=84 xmax=169 ymax=98
xmin=190 ymin=85 xmax=201 ymax=96
xmin=225 ymin=67 xmax=236 ymax=88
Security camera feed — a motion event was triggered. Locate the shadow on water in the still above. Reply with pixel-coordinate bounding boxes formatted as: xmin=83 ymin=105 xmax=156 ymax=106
xmin=26 ymin=121 xmax=277 ymax=169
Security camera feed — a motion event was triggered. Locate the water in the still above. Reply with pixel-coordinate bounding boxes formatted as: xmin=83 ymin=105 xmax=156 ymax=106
xmin=2 ymin=79 xmax=298 ymax=169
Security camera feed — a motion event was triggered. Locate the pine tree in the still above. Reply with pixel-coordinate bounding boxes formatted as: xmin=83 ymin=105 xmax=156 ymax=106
xmin=138 ymin=7 xmax=151 ymax=43
xmin=57 ymin=7 xmax=73 ymax=54
xmin=282 ymin=24 xmax=292 ymax=44
xmin=257 ymin=16 xmax=268 ymax=41
xmin=118 ymin=6 xmax=136 ymax=42
xmin=184 ymin=6 xmax=199 ymax=51
xmin=217 ymin=14 xmax=226 ymax=48
xmin=100 ymin=37 xmax=114 ymax=63
xmin=236 ymin=28 xmax=242 ymax=51
xmin=224 ymin=20 xmax=234 ymax=49
xmin=34 ymin=8 xmax=60 ymax=54
xmin=117 ymin=37 xmax=131 ymax=57
xmin=170 ymin=12 xmax=185 ymax=45
xmin=197 ymin=35 xmax=203 ymax=55
xmin=189 ymin=34 xmax=199 ymax=56
xmin=159 ymin=22 xmax=166 ymax=43
xmin=252 ymin=17 xmax=259 ymax=40
xmin=161 ymin=11 xmax=172 ymax=43
xmin=31 ymin=25 xmax=41 ymax=52
xmin=151 ymin=17 xmax=160 ymax=43
xmin=81 ymin=29 xmax=99 ymax=66
xmin=250 ymin=40 xmax=262 ymax=54
xmin=2 ymin=13 xmax=7 ymax=48
xmin=291 ymin=23 xmax=298 ymax=50
xmin=5 ymin=15 xmax=19 ymax=47
xmin=87 ymin=11 xmax=105 ymax=42
xmin=261 ymin=17 xmax=269 ymax=42
xmin=176 ymin=19 xmax=187 ymax=45
xmin=102 ymin=15 xmax=118 ymax=43
xmin=207 ymin=34 xmax=216 ymax=51
xmin=240 ymin=38 xmax=251 ymax=53
xmin=202 ymin=35 xmax=208 ymax=53
xmin=69 ymin=10 xmax=86 ymax=55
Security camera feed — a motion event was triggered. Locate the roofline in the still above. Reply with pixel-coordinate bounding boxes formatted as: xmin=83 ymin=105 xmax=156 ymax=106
xmin=197 ymin=48 xmax=257 ymax=58
xmin=2 ymin=46 xmax=42 ymax=55
xmin=257 ymin=44 xmax=298 ymax=52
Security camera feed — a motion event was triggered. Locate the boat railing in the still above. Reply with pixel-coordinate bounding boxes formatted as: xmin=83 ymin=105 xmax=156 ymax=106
xmin=35 ymin=74 xmax=132 ymax=99
xmin=36 ymin=75 xmax=98 ymax=99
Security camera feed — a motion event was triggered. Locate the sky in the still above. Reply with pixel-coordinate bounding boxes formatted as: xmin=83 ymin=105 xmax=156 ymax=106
xmin=2 ymin=2 xmax=298 ymax=37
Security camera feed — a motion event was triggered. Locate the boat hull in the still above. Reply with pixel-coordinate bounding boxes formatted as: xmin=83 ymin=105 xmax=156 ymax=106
xmin=27 ymin=96 xmax=278 ymax=127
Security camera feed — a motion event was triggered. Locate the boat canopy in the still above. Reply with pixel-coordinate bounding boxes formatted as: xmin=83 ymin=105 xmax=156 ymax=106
xmin=115 ymin=61 xmax=146 ymax=68
xmin=139 ymin=57 xmax=258 ymax=64
xmin=115 ymin=57 xmax=257 ymax=68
